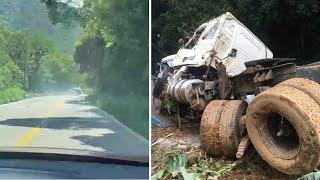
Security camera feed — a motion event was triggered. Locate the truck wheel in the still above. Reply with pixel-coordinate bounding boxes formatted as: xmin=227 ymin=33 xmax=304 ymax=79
xmin=277 ymin=78 xmax=320 ymax=100
xmin=219 ymin=100 xmax=247 ymax=158
xmin=246 ymin=78 xmax=320 ymax=175
xmin=200 ymin=100 xmax=247 ymax=158
xmin=200 ymin=100 xmax=226 ymax=156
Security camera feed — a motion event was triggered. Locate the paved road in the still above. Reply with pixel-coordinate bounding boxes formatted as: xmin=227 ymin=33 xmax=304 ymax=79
xmin=0 ymin=93 xmax=148 ymax=157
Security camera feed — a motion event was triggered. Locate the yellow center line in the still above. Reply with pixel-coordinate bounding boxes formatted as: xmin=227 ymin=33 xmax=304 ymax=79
xmin=15 ymin=98 xmax=66 ymax=147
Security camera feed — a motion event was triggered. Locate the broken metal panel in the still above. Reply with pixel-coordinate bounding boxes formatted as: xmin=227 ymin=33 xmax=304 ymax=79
xmin=231 ymin=63 xmax=296 ymax=97
xmin=244 ymin=58 xmax=295 ymax=67
xmin=166 ymin=12 xmax=273 ymax=77
xmin=160 ymin=54 xmax=175 ymax=67
xmin=216 ymin=61 xmax=232 ymax=99
xmin=265 ymin=70 xmax=273 ymax=80
xmin=253 ymin=72 xmax=261 ymax=83
xmin=270 ymin=63 xmax=296 ymax=85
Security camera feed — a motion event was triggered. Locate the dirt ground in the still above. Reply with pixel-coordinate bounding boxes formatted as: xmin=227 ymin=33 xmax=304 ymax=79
xmin=151 ymin=119 xmax=294 ymax=179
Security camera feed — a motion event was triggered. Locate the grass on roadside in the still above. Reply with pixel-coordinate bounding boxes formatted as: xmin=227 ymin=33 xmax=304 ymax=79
xmin=86 ymin=92 xmax=148 ymax=138
xmin=0 ymin=87 xmax=26 ymax=104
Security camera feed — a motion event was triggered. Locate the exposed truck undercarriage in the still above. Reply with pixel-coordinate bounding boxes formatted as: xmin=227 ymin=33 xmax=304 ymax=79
xmin=153 ymin=12 xmax=320 ymax=175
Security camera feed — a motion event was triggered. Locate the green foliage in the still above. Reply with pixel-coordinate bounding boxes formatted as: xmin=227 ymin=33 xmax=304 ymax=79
xmin=72 ymin=0 xmax=148 ymax=136
xmin=298 ymin=169 xmax=320 ymax=180
xmin=152 ymin=149 xmax=236 ymax=179
xmin=2 ymin=30 xmax=50 ymax=89
xmin=37 ymin=52 xmax=80 ymax=90
xmin=151 ymin=169 xmax=165 ymax=180
xmin=152 ymin=153 xmax=201 ymax=180
xmin=0 ymin=0 xmax=82 ymax=53
xmin=40 ymin=0 xmax=82 ymax=27
xmin=86 ymin=92 xmax=148 ymax=137
xmin=0 ymin=16 xmax=85 ymax=103
xmin=42 ymin=0 xmax=149 ymax=136
xmin=189 ymin=158 xmax=235 ymax=176
xmin=0 ymin=60 xmax=24 ymax=89
xmin=76 ymin=0 xmax=149 ymax=94
xmin=0 ymin=87 xmax=26 ymax=104
xmin=0 ymin=23 xmax=82 ymax=91
xmin=168 ymin=154 xmax=187 ymax=173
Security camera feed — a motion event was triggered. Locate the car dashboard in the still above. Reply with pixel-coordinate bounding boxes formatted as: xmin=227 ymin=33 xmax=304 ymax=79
xmin=0 ymin=159 xmax=148 ymax=179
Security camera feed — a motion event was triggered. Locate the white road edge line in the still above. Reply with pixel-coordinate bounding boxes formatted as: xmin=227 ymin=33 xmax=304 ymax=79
xmin=92 ymin=107 xmax=148 ymax=144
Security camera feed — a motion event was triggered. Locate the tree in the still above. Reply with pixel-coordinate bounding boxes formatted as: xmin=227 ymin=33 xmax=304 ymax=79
xmin=74 ymin=0 xmax=149 ymax=94
xmin=40 ymin=0 xmax=82 ymax=27
xmin=41 ymin=0 xmax=149 ymax=136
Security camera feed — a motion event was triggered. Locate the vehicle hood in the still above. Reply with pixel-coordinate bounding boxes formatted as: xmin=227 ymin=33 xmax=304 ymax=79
xmin=171 ymin=49 xmax=201 ymax=67
xmin=161 ymin=54 xmax=176 ymax=67
xmin=0 ymin=147 xmax=148 ymax=165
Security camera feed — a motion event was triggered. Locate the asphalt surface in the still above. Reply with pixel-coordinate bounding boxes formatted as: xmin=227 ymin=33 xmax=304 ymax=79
xmin=0 ymin=93 xmax=148 ymax=157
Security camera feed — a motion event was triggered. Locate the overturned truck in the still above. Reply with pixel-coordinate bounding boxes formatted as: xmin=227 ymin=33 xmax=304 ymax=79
xmin=154 ymin=12 xmax=320 ymax=175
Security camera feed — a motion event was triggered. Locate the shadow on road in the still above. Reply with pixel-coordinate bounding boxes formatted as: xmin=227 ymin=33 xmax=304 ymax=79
xmin=0 ymin=95 xmax=148 ymax=156
xmin=71 ymin=132 xmax=147 ymax=156
xmin=65 ymin=99 xmax=89 ymax=105
xmin=0 ymin=117 xmax=108 ymax=130
xmin=0 ymin=115 xmax=148 ymax=156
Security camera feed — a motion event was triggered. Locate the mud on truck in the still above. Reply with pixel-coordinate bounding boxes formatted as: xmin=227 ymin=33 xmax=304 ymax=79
xmin=153 ymin=12 xmax=320 ymax=175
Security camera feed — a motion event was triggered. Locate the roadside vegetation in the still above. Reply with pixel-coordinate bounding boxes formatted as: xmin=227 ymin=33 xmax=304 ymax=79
xmin=0 ymin=18 xmax=83 ymax=104
xmin=42 ymin=0 xmax=149 ymax=137
xmin=81 ymin=0 xmax=148 ymax=137
xmin=0 ymin=0 xmax=148 ymax=137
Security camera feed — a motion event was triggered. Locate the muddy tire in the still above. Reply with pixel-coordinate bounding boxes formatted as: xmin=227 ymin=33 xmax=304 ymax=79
xmin=200 ymin=100 xmax=247 ymax=158
xmin=246 ymin=78 xmax=320 ymax=175
xmin=200 ymin=100 xmax=226 ymax=156
xmin=219 ymin=100 xmax=247 ymax=158
xmin=277 ymin=78 xmax=320 ymax=101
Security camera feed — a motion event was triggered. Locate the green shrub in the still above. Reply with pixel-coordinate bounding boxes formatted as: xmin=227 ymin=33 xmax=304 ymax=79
xmin=87 ymin=92 xmax=148 ymax=138
xmin=0 ymin=87 xmax=26 ymax=104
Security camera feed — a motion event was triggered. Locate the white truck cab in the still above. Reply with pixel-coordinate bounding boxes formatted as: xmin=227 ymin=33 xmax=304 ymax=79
xmin=161 ymin=12 xmax=273 ymax=77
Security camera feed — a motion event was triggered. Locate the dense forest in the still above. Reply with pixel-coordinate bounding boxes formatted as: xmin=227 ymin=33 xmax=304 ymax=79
xmin=152 ymin=0 xmax=320 ymax=74
xmin=0 ymin=0 xmax=148 ymax=137
xmin=0 ymin=0 xmax=83 ymax=103
xmin=0 ymin=0 xmax=81 ymax=53
xmin=75 ymin=0 xmax=149 ymax=137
